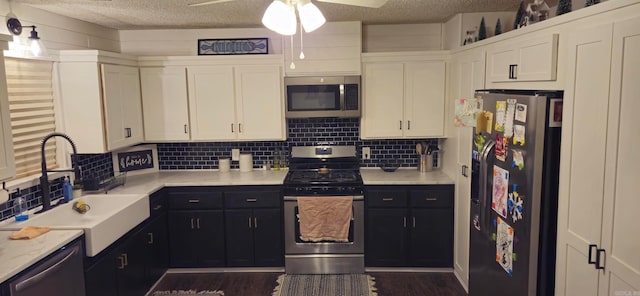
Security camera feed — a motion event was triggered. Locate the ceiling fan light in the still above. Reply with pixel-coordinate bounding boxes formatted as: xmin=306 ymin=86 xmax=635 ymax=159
xmin=297 ymin=1 xmax=326 ymax=33
xmin=262 ymin=0 xmax=297 ymax=35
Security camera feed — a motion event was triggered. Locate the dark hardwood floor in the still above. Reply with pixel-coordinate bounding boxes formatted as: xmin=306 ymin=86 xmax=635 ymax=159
xmin=148 ymin=272 xmax=467 ymax=296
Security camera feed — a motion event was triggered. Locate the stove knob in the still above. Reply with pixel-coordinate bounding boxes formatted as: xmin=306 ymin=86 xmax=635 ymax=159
xmin=322 ymin=187 xmax=329 ymax=191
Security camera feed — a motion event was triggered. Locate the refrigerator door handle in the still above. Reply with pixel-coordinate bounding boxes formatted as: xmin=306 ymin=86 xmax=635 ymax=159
xmin=480 ymin=139 xmax=496 ymax=234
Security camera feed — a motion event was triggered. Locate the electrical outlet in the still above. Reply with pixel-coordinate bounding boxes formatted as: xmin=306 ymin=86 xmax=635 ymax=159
xmin=362 ymin=147 xmax=371 ymax=160
xmin=232 ymin=149 xmax=240 ymax=161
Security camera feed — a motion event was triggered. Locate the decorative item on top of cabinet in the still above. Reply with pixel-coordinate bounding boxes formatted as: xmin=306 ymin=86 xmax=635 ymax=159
xmin=361 ymin=52 xmax=447 ymax=139
xmin=478 ymin=17 xmax=487 ymax=41
xmin=485 ymin=33 xmax=558 ymax=83
xmin=58 ymin=50 xmax=143 ymax=153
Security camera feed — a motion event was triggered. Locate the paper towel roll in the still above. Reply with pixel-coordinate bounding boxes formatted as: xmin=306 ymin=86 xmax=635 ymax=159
xmin=239 ymin=153 xmax=253 ymax=172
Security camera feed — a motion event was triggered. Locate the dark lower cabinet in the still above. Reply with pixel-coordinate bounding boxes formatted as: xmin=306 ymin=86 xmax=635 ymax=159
xmin=167 ymin=187 xmax=225 ymax=268
xmin=224 ymin=187 xmax=283 ymax=267
xmin=85 ymin=227 xmax=147 ymax=296
xmin=365 ymin=185 xmax=454 ymax=268
xmin=85 ymin=189 xmax=169 ymax=296
xmin=168 ymin=210 xmax=225 ymax=267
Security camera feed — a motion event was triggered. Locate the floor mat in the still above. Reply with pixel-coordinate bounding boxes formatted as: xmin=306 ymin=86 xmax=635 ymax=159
xmin=272 ymin=274 xmax=377 ymax=296
xmin=151 ymin=290 xmax=224 ymax=296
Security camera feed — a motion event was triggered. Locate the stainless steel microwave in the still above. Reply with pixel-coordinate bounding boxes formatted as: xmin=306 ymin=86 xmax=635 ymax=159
xmin=285 ymin=76 xmax=360 ymax=118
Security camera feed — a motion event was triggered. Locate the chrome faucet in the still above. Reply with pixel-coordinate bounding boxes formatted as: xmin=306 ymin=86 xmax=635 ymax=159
xmin=37 ymin=132 xmax=81 ymax=213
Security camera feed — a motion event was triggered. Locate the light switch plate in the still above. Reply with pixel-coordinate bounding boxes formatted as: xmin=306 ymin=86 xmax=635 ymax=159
xmin=232 ymin=149 xmax=240 ymax=161
xmin=362 ymin=147 xmax=371 ymax=160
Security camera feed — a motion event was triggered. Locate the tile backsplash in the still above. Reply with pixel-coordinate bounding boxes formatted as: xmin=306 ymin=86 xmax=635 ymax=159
xmin=0 ymin=118 xmax=439 ymax=221
xmin=158 ymin=118 xmax=439 ymax=169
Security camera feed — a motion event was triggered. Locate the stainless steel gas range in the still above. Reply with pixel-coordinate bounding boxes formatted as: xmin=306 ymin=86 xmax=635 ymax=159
xmin=283 ymin=145 xmax=365 ymax=274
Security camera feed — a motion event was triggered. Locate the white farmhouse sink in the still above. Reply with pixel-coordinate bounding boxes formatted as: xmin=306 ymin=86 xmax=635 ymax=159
xmin=0 ymin=194 xmax=149 ymax=257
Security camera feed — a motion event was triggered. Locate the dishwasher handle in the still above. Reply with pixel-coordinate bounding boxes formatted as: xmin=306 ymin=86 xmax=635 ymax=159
xmin=13 ymin=242 xmax=82 ymax=292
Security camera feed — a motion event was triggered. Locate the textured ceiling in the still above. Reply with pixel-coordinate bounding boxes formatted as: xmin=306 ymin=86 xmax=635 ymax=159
xmin=12 ymin=0 xmax=558 ymax=30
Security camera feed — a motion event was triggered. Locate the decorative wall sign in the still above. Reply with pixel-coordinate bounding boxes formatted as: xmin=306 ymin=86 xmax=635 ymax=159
xmin=198 ymin=38 xmax=268 ymax=55
xmin=117 ymin=150 xmax=154 ymax=172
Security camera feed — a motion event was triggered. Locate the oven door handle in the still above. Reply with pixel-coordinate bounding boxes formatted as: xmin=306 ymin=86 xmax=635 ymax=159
xmin=284 ymin=195 xmax=364 ymax=201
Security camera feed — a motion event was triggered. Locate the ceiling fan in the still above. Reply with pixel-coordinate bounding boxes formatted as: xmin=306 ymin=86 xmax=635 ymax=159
xmin=189 ymin=0 xmax=388 ymax=9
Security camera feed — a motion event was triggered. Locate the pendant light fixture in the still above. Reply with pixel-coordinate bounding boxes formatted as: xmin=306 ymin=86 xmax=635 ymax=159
xmin=6 ymin=17 xmax=48 ymax=57
xmin=262 ymin=0 xmax=326 ymax=36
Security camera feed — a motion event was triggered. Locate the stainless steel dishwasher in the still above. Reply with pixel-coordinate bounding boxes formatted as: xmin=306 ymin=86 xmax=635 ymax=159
xmin=8 ymin=239 xmax=85 ymax=296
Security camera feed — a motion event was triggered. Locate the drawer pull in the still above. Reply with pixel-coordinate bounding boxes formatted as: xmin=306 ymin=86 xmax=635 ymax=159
xmin=153 ymin=205 xmax=163 ymax=211
xmin=382 ymin=198 xmax=394 ymax=201
xmin=425 ymin=197 xmax=438 ymax=201
xmin=188 ymin=199 xmax=200 ymax=203
xmin=246 ymin=198 xmax=258 ymax=202
xmin=254 ymin=217 xmax=258 ymax=228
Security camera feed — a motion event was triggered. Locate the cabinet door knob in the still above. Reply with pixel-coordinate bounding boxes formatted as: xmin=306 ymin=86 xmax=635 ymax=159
xmin=188 ymin=199 xmax=200 ymax=203
xmin=184 ymin=124 xmax=189 ymax=134
xmin=190 ymin=218 xmax=194 ymax=229
xmin=462 ymin=165 xmax=469 ymax=177
xmin=403 ymin=216 xmax=407 ymax=228
xmin=382 ymin=197 xmax=394 ymax=201
xmin=239 ymin=123 xmax=242 ymax=133
xmin=196 ymin=218 xmax=201 ymax=229
xmin=248 ymin=217 xmax=252 ymax=228
xmin=147 ymin=233 xmax=154 ymax=244
xmin=413 ymin=216 xmax=416 ymax=228
xmin=246 ymin=198 xmax=257 ymax=202
xmin=254 ymin=217 xmax=258 ymax=229
xmin=425 ymin=197 xmax=437 ymax=201
xmin=121 ymin=253 xmax=128 ymax=267
xmin=231 ymin=123 xmax=234 ymax=133
xmin=407 ymin=120 xmax=411 ymax=130
xmin=399 ymin=120 xmax=403 ymax=130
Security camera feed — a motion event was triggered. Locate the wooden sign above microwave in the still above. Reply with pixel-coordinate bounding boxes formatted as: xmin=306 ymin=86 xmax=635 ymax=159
xmin=198 ymin=38 xmax=268 ymax=55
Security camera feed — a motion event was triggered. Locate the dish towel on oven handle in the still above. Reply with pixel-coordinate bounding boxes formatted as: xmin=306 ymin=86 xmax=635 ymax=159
xmin=297 ymin=196 xmax=353 ymax=242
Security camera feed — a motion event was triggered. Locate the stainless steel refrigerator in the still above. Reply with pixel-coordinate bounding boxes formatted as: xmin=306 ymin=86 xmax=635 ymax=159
xmin=469 ymin=90 xmax=563 ymax=296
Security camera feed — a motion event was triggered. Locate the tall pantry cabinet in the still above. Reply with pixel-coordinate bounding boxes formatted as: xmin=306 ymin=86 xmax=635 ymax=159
xmin=555 ymin=14 xmax=640 ymax=296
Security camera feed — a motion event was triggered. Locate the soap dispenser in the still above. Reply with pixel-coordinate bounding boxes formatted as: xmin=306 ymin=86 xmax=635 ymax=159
xmin=13 ymin=195 xmax=28 ymax=222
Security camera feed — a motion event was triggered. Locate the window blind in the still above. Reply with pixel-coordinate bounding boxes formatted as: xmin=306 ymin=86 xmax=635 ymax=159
xmin=4 ymin=58 xmax=57 ymax=179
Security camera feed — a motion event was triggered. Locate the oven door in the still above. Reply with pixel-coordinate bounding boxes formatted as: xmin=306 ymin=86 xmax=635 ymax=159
xmin=283 ymin=195 xmax=364 ymax=255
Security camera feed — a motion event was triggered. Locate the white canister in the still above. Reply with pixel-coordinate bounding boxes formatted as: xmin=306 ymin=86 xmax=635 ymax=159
xmin=239 ymin=153 xmax=253 ymax=172
xmin=219 ymin=158 xmax=230 ymax=172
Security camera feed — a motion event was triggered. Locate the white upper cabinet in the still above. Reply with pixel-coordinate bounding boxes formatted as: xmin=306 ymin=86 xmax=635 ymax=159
xmin=140 ymin=67 xmax=190 ymax=141
xmin=58 ymin=50 xmax=143 ymax=153
xmin=486 ymin=33 xmax=558 ymax=83
xmin=101 ymin=64 xmax=144 ymax=150
xmin=186 ymin=62 xmax=285 ymax=141
xmin=0 ymin=50 xmax=15 ymax=181
xmin=361 ymin=52 xmax=447 ymax=139
xmin=234 ymin=65 xmax=285 ymax=140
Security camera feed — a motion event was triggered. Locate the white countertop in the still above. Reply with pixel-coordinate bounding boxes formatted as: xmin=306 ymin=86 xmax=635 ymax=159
xmin=360 ymin=168 xmax=454 ymax=185
xmin=106 ymin=170 xmax=290 ymax=195
xmin=0 ymin=229 xmax=84 ymax=283
xmin=108 ymin=168 xmax=452 ymax=195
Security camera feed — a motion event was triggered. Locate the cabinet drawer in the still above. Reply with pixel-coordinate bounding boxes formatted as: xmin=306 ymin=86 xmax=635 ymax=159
xmin=224 ymin=190 xmax=281 ymax=208
xmin=366 ymin=190 xmax=408 ymax=208
xmin=410 ymin=188 xmax=453 ymax=208
xmin=169 ymin=191 xmax=223 ymax=210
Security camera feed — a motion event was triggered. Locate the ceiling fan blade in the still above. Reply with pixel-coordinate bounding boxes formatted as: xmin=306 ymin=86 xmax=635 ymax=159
xmin=188 ymin=0 xmax=236 ymax=7
xmin=317 ymin=0 xmax=388 ymax=8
